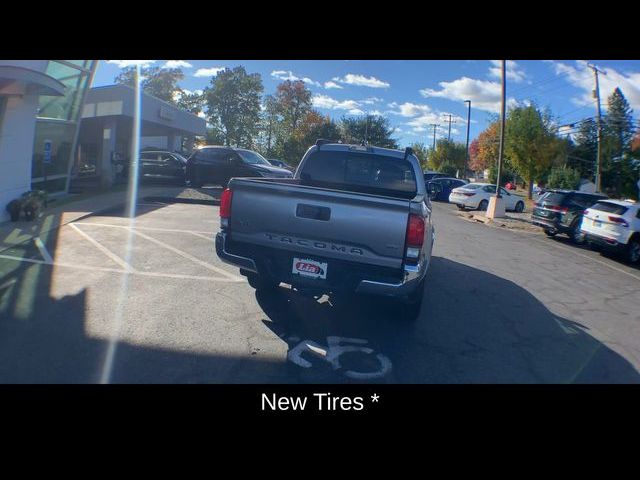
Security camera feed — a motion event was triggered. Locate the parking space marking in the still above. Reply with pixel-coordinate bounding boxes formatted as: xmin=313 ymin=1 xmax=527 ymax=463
xmin=0 ymin=253 xmax=240 ymax=282
xmin=33 ymin=238 xmax=53 ymax=264
xmin=129 ymin=228 xmax=242 ymax=281
xmin=73 ymin=222 xmax=214 ymax=236
xmin=188 ymin=231 xmax=213 ymax=241
xmin=69 ymin=223 xmax=135 ymax=272
xmin=529 ymin=235 xmax=640 ymax=282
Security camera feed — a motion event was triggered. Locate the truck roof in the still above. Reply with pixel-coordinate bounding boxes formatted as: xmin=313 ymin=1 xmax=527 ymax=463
xmin=314 ymin=142 xmax=410 ymax=160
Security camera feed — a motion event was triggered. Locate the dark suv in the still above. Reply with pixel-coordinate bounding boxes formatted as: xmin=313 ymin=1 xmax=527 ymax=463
xmin=531 ymin=190 xmax=607 ymax=243
xmin=186 ymin=146 xmax=293 ymax=188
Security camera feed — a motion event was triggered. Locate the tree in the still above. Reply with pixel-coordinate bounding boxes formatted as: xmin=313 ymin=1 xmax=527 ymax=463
xmin=204 ymin=66 xmax=263 ymax=148
xmin=278 ymin=110 xmax=341 ymax=166
xmin=176 ymin=90 xmax=205 ymax=115
xmin=339 ymin=114 xmax=398 ymax=149
xmin=568 ymin=118 xmax=597 ymax=180
xmin=115 ymin=66 xmax=184 ymax=104
xmin=410 ymin=143 xmax=429 ymax=170
xmin=547 ymin=166 xmax=581 ymax=190
xmin=274 ymin=80 xmax=312 ymax=134
xmin=427 ymin=139 xmax=467 ymax=176
xmin=602 ymin=88 xmax=636 ymax=196
xmin=505 ymin=104 xmax=564 ymax=199
xmin=471 ymin=120 xmax=500 ymax=173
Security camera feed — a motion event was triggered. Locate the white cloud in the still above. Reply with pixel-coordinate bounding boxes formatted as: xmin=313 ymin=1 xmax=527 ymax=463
xmin=312 ymin=94 xmax=361 ymax=111
xmin=548 ymin=60 xmax=640 ymax=112
xmin=333 ymin=74 xmax=390 ymax=89
xmin=362 ymin=96 xmax=384 ymax=105
xmin=163 ymin=60 xmax=192 ymax=69
xmin=271 ymin=70 xmax=325 ymax=88
xmin=488 ymin=60 xmax=527 ymax=83
xmin=107 ymin=60 xmax=156 ymax=68
xmin=420 ymin=76 xmax=518 ymax=113
xmin=388 ymin=102 xmax=432 ymax=117
xmin=194 ymin=67 xmax=225 ymax=78
xmin=348 ymin=108 xmax=365 ymax=115
xmin=324 ymin=81 xmax=343 ymax=89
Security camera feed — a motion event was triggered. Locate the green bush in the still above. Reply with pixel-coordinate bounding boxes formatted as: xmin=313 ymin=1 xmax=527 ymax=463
xmin=547 ymin=166 xmax=580 ymax=190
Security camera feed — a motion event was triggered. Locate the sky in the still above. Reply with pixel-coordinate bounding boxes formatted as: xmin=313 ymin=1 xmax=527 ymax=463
xmin=93 ymin=60 xmax=640 ymax=147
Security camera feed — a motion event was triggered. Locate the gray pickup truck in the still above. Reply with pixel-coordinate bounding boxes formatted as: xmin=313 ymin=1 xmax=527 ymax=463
xmin=215 ymin=140 xmax=435 ymax=319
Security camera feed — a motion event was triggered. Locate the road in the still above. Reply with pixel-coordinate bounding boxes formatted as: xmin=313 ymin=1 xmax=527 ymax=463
xmin=0 ymin=199 xmax=639 ymax=383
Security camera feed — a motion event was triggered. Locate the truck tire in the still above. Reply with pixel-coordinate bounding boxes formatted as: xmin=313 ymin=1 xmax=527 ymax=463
xmin=396 ymin=277 xmax=425 ymax=322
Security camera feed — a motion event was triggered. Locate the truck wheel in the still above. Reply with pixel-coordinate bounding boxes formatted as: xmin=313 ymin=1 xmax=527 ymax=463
xmin=627 ymin=238 xmax=640 ymax=264
xmin=396 ymin=278 xmax=425 ymax=322
xmin=544 ymin=229 xmax=557 ymax=237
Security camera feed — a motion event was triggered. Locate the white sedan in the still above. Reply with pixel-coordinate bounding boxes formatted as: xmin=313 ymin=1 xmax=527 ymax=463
xmin=449 ymin=183 xmax=526 ymax=212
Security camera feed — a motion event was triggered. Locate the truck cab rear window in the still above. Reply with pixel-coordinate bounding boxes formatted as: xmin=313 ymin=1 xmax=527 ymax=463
xmin=301 ymin=150 xmax=417 ymax=198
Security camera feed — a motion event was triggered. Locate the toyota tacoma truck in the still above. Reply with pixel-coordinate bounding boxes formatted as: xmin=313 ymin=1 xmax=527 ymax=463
xmin=215 ymin=140 xmax=435 ymax=319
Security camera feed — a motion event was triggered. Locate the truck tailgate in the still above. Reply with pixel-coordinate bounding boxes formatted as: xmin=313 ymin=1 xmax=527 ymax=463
xmin=228 ymin=179 xmax=411 ymax=269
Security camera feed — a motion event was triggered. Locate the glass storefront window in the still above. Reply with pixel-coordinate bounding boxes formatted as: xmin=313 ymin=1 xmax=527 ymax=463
xmin=31 ymin=121 xmax=77 ymax=178
xmin=38 ymin=61 xmax=89 ymax=121
xmin=31 ymin=60 xmax=97 ymax=193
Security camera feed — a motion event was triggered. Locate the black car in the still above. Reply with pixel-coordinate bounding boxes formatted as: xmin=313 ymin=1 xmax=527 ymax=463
xmin=531 ymin=189 xmax=608 ymax=243
xmin=138 ymin=151 xmax=188 ymax=184
xmin=268 ymin=159 xmax=294 ymax=171
xmin=423 ymin=171 xmax=448 ymax=182
xmin=426 ymin=177 xmax=468 ymax=202
xmin=186 ymin=146 xmax=293 ymax=188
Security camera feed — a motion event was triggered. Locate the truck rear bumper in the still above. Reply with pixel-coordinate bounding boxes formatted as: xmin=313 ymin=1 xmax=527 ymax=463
xmin=216 ymin=232 xmax=430 ymax=297
xmin=215 ymin=232 xmax=258 ymax=273
xmin=355 ymin=261 xmax=427 ymax=297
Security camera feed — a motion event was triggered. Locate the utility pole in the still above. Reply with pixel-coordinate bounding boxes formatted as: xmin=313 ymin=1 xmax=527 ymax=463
xmin=443 ymin=114 xmax=456 ymax=141
xmin=430 ymin=123 xmax=439 ymax=151
xmin=588 ymin=63 xmax=606 ymax=193
xmin=496 ymin=60 xmax=507 ymax=199
xmin=464 ymin=100 xmax=471 ymax=179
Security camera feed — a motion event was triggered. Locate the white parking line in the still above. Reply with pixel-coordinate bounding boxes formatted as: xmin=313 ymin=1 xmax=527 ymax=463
xmin=188 ymin=231 xmax=213 ymax=241
xmin=0 ymin=254 xmax=240 ymax=282
xmin=33 ymin=237 xmax=53 ymax=264
xmin=73 ymin=222 xmax=214 ymax=235
xmin=129 ymin=228 xmax=242 ymax=281
xmin=69 ymin=223 xmax=135 ymax=272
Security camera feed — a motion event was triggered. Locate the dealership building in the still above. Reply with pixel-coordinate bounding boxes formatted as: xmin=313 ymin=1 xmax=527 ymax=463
xmin=0 ymin=60 xmax=205 ymax=222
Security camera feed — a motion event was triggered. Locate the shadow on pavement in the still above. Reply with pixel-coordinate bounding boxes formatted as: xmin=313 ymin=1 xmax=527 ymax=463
xmin=1 ymin=247 xmax=639 ymax=383
xmin=256 ymin=256 xmax=640 ymax=384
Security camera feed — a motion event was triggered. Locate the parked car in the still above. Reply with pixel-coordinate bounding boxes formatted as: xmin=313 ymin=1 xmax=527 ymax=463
xmin=449 ymin=183 xmax=526 ymax=212
xmin=268 ymin=159 xmax=294 ymax=171
xmin=423 ymin=171 xmax=449 ymax=182
xmin=426 ymin=177 xmax=468 ymax=202
xmin=186 ymin=146 xmax=293 ymax=188
xmin=531 ymin=189 xmax=607 ymax=244
xmin=215 ymin=140 xmax=434 ymax=320
xmin=138 ymin=151 xmax=188 ymax=184
xmin=581 ymin=199 xmax=640 ymax=264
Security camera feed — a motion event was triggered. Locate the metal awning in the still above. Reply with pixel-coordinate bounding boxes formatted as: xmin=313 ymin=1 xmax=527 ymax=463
xmin=0 ymin=65 xmax=66 ymax=96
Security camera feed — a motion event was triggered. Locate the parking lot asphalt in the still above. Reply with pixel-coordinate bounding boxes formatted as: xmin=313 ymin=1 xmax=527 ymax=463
xmin=1 ymin=199 xmax=639 ymax=383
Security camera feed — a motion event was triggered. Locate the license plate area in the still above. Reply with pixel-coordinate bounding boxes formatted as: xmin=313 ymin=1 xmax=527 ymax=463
xmin=292 ymin=257 xmax=327 ymax=279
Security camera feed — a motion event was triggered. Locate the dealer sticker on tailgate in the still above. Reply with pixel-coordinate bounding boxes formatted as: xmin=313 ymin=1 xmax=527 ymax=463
xmin=292 ymin=258 xmax=327 ymax=279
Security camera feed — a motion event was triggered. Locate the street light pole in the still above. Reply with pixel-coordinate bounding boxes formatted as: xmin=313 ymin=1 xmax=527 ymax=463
xmin=464 ymin=100 xmax=471 ymax=179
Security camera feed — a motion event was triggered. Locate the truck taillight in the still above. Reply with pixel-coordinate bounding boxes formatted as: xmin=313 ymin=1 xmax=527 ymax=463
xmin=220 ymin=188 xmax=233 ymax=227
xmin=406 ymin=214 xmax=425 ymax=248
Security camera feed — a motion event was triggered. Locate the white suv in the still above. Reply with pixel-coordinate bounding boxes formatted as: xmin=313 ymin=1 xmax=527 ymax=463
xmin=581 ymin=199 xmax=640 ymax=264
